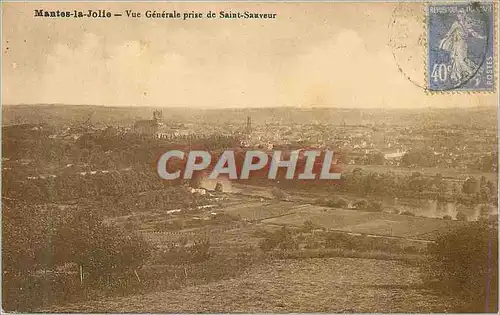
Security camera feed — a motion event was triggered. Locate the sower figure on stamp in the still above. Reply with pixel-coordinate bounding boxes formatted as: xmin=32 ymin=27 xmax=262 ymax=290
xmin=439 ymin=9 xmax=486 ymax=85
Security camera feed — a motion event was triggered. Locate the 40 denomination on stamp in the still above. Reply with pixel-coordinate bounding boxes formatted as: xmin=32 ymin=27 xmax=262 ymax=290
xmin=427 ymin=3 xmax=495 ymax=92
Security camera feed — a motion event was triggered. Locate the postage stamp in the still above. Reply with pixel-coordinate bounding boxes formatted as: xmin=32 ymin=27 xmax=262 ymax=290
xmin=427 ymin=3 xmax=495 ymax=92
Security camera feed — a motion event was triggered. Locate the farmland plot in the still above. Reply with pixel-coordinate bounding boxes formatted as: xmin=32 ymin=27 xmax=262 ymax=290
xmin=262 ymin=205 xmax=465 ymax=239
xmin=221 ymin=201 xmax=304 ymax=221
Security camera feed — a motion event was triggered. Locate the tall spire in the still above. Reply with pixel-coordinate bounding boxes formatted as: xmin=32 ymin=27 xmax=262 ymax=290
xmin=246 ymin=116 xmax=252 ymax=134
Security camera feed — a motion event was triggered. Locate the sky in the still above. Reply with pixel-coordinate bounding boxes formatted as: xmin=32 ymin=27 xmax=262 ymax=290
xmin=2 ymin=2 xmax=498 ymax=108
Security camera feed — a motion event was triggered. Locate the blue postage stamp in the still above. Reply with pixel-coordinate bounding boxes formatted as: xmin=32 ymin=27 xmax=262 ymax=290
xmin=427 ymin=3 xmax=495 ymax=92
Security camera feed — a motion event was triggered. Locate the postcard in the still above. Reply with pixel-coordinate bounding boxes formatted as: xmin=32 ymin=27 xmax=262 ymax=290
xmin=2 ymin=1 xmax=498 ymax=313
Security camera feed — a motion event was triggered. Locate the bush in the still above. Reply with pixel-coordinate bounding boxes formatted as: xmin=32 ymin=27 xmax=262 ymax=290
xmin=46 ymin=209 xmax=153 ymax=282
xmin=154 ymin=219 xmax=185 ymax=231
xmin=351 ymin=200 xmax=382 ymax=212
xmin=154 ymin=238 xmax=211 ymax=265
xmin=316 ymin=197 xmax=348 ymax=208
xmin=211 ymin=212 xmax=240 ymax=225
xmin=400 ymin=210 xmax=415 ymax=216
xmin=324 ymin=232 xmax=356 ymax=250
xmin=301 ymin=220 xmax=321 ymax=232
xmin=258 ymin=227 xmax=298 ymax=252
xmin=352 ymin=200 xmax=368 ymax=210
xmin=271 ymin=188 xmax=288 ymax=201
xmin=456 ymin=212 xmax=468 ymax=221
xmin=422 ymin=222 xmax=498 ymax=312
xmin=214 ymin=182 xmax=223 ymax=192
xmin=2 ymin=206 xmax=153 ymax=311
xmin=366 ymin=201 xmax=382 ymax=212
xmin=189 ymin=239 xmax=211 ymax=263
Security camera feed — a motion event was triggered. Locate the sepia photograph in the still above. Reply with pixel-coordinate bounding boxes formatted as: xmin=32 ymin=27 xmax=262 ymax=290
xmin=1 ymin=1 xmax=499 ymax=313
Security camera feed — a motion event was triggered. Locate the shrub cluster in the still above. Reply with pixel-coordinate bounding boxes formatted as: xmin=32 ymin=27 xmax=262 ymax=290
xmin=153 ymin=239 xmax=211 ymax=265
xmin=422 ymin=222 xmax=498 ymax=312
xmin=258 ymin=227 xmax=299 ymax=252
xmin=2 ymin=204 xmax=152 ymax=311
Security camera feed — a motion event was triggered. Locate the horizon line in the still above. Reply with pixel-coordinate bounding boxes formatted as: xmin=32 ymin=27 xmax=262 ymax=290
xmin=2 ymin=103 xmax=497 ymax=110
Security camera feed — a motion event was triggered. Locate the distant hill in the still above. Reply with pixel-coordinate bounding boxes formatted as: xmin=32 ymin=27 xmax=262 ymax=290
xmin=2 ymin=104 xmax=497 ymax=128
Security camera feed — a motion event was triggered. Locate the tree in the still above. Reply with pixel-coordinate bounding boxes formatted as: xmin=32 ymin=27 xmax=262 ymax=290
xmin=259 ymin=227 xmax=298 ymax=252
xmin=214 ymin=182 xmax=223 ymax=192
xmin=54 ymin=209 xmax=152 ymax=280
xmin=272 ymin=187 xmax=286 ymax=200
xmin=346 ymin=168 xmax=364 ymax=195
xmin=478 ymin=205 xmax=492 ymax=222
xmin=476 ymin=153 xmax=497 ymax=172
xmin=316 ymin=197 xmax=348 ymax=208
xmin=337 ymin=151 xmax=349 ymax=164
xmin=479 ymin=176 xmax=491 ymax=202
xmin=456 ymin=212 xmax=467 ymax=221
xmin=400 ymin=210 xmax=415 ymax=216
xmin=433 ymin=172 xmax=443 ymax=186
xmin=462 ymin=177 xmax=479 ymax=195
xmin=351 ymin=200 xmax=382 ymax=212
xmin=408 ymin=172 xmax=427 ymax=193
xmin=402 ymin=150 xmax=437 ymax=167
xmin=422 ymin=223 xmax=498 ymax=312
xmin=367 ymin=152 xmax=385 ymax=165
xmin=3 ymin=205 xmax=152 ymax=287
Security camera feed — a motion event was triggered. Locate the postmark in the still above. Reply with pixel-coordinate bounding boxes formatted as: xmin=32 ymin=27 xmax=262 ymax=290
xmin=389 ymin=3 xmax=427 ymax=90
xmin=427 ymin=3 xmax=495 ymax=92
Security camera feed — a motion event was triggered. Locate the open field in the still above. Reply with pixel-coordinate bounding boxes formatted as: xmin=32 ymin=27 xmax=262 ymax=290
xmin=109 ymin=193 xmax=466 ymax=246
xmin=219 ymin=199 xmax=465 ymax=240
xmin=40 ymin=257 xmax=460 ymax=313
xmin=262 ymin=206 xmax=466 ymax=240
xmin=221 ymin=200 xmax=305 ymax=221
xmin=6 ymin=186 xmax=491 ymax=312
xmin=5 ymin=183 xmax=491 ymax=312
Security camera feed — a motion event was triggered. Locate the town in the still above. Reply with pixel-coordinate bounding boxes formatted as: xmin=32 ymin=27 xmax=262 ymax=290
xmin=3 ymin=0 xmax=498 ymax=312
xmin=156 ymin=149 xmax=342 ymax=180
xmin=2 ymin=104 xmax=498 ymax=313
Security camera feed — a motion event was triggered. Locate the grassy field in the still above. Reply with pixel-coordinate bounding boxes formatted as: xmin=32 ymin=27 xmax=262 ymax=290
xmin=34 ymin=194 xmax=470 ymax=312
xmin=261 ymin=205 xmax=465 ymax=240
xmin=120 ymin=196 xmax=466 ymax=247
xmin=219 ymin=199 xmax=464 ymax=240
xmin=40 ymin=257 xmax=460 ymax=313
xmin=221 ymin=200 xmax=306 ymax=221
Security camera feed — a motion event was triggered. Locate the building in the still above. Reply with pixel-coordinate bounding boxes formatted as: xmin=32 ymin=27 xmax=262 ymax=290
xmin=246 ymin=116 xmax=252 ymax=134
xmin=134 ymin=110 xmax=163 ymax=136
xmin=157 ymin=127 xmax=192 ymax=138
xmin=384 ymin=150 xmax=406 ymax=160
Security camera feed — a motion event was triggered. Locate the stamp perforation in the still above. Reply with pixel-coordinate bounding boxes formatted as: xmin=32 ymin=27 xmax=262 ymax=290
xmin=425 ymin=1 xmax=497 ymax=94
